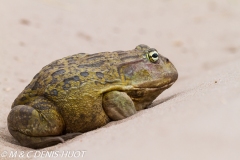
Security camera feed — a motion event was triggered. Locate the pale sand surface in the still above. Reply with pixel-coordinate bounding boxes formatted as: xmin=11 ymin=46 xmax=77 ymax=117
xmin=1 ymin=0 xmax=240 ymax=160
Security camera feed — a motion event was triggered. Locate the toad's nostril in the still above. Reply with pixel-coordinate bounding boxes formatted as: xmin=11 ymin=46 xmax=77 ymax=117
xmin=165 ymin=58 xmax=169 ymax=63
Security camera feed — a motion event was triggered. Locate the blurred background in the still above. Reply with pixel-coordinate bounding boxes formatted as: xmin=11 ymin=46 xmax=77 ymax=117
xmin=1 ymin=0 xmax=240 ymax=160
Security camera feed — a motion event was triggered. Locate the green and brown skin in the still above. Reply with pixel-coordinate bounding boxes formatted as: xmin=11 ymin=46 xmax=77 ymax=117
xmin=7 ymin=44 xmax=178 ymax=149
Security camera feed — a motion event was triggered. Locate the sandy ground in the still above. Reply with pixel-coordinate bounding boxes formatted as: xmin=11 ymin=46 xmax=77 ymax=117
xmin=1 ymin=0 xmax=240 ymax=159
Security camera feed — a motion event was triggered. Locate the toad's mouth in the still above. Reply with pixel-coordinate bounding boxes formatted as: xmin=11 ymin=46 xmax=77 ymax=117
xmin=126 ymin=81 xmax=174 ymax=99
xmin=132 ymin=72 xmax=178 ymax=89
xmin=133 ymin=81 xmax=175 ymax=90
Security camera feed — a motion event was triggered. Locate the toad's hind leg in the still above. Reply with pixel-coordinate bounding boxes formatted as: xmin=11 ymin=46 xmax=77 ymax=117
xmin=7 ymin=96 xmax=81 ymax=149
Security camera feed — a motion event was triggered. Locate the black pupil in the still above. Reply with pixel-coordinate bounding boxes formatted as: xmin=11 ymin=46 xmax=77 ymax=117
xmin=152 ymin=53 xmax=158 ymax=58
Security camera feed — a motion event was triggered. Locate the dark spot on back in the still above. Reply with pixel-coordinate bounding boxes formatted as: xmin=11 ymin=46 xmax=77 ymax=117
xmin=50 ymin=78 xmax=58 ymax=84
xmin=48 ymin=62 xmax=65 ymax=69
xmin=96 ymin=72 xmax=104 ymax=79
xmin=66 ymin=57 xmax=74 ymax=60
xmin=57 ymin=64 xmax=65 ymax=68
xmin=86 ymin=55 xmax=105 ymax=61
xmin=117 ymin=51 xmax=128 ymax=56
xmin=63 ymin=76 xmax=80 ymax=83
xmin=50 ymin=89 xmax=58 ymax=96
xmin=20 ymin=96 xmax=27 ymax=102
xmin=42 ymin=67 xmax=52 ymax=73
xmin=62 ymin=76 xmax=81 ymax=90
xmin=66 ymin=57 xmax=76 ymax=64
xmin=63 ymin=83 xmax=71 ymax=90
xmin=73 ymin=76 xmax=80 ymax=81
xmin=52 ymin=69 xmax=66 ymax=77
xmin=78 ymin=60 xmax=105 ymax=68
xmin=80 ymin=72 xmax=89 ymax=77
xmin=29 ymin=92 xmax=38 ymax=97
xmin=32 ymin=82 xmax=41 ymax=90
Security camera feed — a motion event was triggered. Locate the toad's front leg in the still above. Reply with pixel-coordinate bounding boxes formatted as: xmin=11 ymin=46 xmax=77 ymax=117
xmin=103 ymin=91 xmax=137 ymax=120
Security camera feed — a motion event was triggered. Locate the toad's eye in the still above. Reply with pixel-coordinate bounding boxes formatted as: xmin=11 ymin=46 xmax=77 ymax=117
xmin=147 ymin=51 xmax=159 ymax=63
